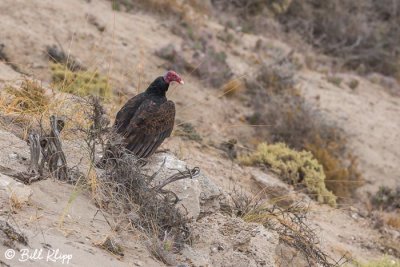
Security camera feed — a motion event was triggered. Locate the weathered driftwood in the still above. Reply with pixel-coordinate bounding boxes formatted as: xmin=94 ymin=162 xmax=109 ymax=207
xmin=28 ymin=132 xmax=40 ymax=175
xmin=45 ymin=115 xmax=68 ymax=180
xmin=19 ymin=116 xmax=68 ymax=184
xmin=4 ymin=132 xmax=42 ymax=184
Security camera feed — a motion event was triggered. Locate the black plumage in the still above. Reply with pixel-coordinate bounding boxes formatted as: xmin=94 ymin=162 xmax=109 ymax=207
xmin=114 ymin=73 xmax=181 ymax=158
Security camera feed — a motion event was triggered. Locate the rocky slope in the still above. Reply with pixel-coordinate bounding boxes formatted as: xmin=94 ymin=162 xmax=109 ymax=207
xmin=0 ymin=0 xmax=399 ymax=266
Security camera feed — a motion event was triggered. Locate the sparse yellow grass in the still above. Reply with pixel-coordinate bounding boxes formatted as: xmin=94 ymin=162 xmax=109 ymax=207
xmin=9 ymin=192 xmax=23 ymax=211
xmin=1 ymin=83 xmax=84 ymax=139
xmin=352 ymin=257 xmax=400 ymax=267
xmin=0 ymin=79 xmax=54 ymax=139
xmin=51 ymin=63 xmax=111 ymax=99
xmin=240 ymin=142 xmax=337 ymax=206
xmin=5 ymin=79 xmax=50 ymax=114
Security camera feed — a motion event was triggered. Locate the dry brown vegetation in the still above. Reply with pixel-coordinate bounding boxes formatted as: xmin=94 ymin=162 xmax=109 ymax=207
xmin=74 ymin=99 xmax=197 ymax=258
xmin=212 ymin=0 xmax=400 ymax=79
xmin=5 ymin=94 xmax=197 ymax=261
xmin=372 ymin=186 xmax=400 ymax=212
xmin=156 ymin=40 xmax=233 ymax=88
xmin=228 ymin=189 xmax=346 ymax=267
xmin=4 ymin=79 xmax=50 ymax=115
xmin=0 ymin=0 xmax=398 ymax=265
xmin=280 ymin=0 xmax=400 ymax=77
xmin=0 ymin=79 xmax=53 ymax=139
xmin=246 ymin=61 xmax=363 ymax=202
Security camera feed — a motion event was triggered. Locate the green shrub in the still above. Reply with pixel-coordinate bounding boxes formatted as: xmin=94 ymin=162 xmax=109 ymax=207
xmin=240 ymin=142 xmax=337 ymax=206
xmin=51 ymin=63 xmax=111 ymax=98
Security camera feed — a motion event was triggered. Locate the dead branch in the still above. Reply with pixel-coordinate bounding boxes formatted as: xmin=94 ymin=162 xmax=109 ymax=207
xmin=27 ymin=132 xmax=40 ymax=175
xmin=15 ymin=115 xmax=69 ymax=184
xmin=152 ymin=167 xmax=200 ymax=192
xmin=47 ymin=115 xmax=68 ymax=180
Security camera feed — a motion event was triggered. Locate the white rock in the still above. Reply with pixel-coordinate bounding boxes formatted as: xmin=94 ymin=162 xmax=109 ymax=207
xmin=144 ymin=153 xmax=222 ymax=220
xmin=0 ymin=173 xmax=32 ymax=204
xmin=8 ymin=152 xmax=19 ymax=160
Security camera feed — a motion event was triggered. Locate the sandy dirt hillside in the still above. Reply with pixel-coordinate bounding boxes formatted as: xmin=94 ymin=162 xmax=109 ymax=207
xmin=0 ymin=0 xmax=399 ymax=266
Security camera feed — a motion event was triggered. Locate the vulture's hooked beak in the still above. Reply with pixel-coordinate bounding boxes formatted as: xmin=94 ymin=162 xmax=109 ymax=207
xmin=179 ymin=80 xmax=185 ymax=85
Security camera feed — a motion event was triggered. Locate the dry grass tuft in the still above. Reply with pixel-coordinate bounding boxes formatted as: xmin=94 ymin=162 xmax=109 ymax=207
xmin=221 ymin=79 xmax=245 ymax=97
xmin=0 ymin=79 xmax=53 ymax=139
xmin=9 ymin=193 xmax=23 ymax=211
xmin=4 ymin=79 xmax=50 ymax=114
xmin=386 ymin=215 xmax=400 ymax=230
xmin=0 ymin=81 xmax=99 ymax=141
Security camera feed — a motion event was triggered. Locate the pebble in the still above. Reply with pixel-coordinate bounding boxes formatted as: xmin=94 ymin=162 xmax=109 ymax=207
xmin=133 ymin=260 xmax=143 ymax=266
xmin=8 ymin=152 xmax=18 ymax=159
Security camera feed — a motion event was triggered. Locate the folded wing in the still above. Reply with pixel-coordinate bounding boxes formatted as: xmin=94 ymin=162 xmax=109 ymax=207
xmin=123 ymin=99 xmax=175 ymax=158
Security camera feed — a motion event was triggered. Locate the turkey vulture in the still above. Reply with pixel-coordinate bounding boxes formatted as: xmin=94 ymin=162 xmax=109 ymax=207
xmin=113 ymin=70 xmax=184 ymax=158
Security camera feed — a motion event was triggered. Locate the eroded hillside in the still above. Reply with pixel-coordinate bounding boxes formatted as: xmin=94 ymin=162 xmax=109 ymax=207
xmin=0 ymin=0 xmax=399 ymax=266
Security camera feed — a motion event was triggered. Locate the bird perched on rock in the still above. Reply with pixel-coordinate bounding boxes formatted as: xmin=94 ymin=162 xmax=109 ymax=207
xmin=113 ymin=70 xmax=184 ymax=158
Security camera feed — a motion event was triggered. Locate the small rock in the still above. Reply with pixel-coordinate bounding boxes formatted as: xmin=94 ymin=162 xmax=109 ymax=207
xmin=351 ymin=213 xmax=359 ymax=220
xmin=133 ymin=260 xmax=143 ymax=266
xmin=8 ymin=152 xmax=19 ymax=160
xmin=86 ymin=13 xmax=106 ymax=32
xmin=0 ymin=173 xmax=32 ymax=204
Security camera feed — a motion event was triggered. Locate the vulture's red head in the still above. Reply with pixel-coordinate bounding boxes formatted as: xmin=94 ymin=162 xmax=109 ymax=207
xmin=163 ymin=70 xmax=184 ymax=85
